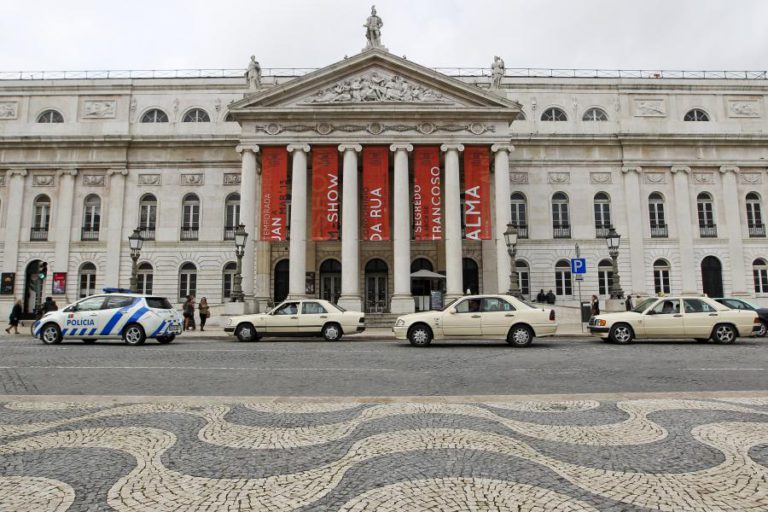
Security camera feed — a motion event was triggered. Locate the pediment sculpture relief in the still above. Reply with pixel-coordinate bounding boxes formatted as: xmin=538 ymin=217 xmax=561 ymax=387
xmin=303 ymin=72 xmax=452 ymax=105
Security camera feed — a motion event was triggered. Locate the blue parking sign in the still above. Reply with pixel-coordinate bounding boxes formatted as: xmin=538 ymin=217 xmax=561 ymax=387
xmin=571 ymin=258 xmax=586 ymax=274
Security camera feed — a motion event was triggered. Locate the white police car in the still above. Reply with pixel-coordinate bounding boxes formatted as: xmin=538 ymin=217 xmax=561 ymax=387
xmin=33 ymin=289 xmax=183 ymax=345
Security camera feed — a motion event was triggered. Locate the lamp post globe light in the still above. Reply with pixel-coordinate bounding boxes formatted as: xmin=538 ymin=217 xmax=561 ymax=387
xmin=231 ymin=223 xmax=248 ymax=302
xmin=503 ymin=222 xmax=522 ymax=298
xmin=606 ymin=226 xmax=624 ymax=299
xmin=128 ymin=228 xmax=144 ymax=293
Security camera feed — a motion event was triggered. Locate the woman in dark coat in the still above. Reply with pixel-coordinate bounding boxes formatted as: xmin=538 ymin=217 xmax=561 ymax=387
xmin=6 ymin=299 xmax=22 ymax=334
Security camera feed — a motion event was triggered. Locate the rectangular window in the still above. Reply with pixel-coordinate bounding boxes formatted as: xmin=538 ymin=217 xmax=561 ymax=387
xmin=555 ymin=270 xmax=572 ymax=295
xmin=697 ymin=202 xmax=714 ymax=227
xmin=223 ymin=272 xmax=234 ymax=299
xmin=754 ymin=269 xmax=768 ymax=293
xmin=182 ymin=203 xmax=200 ymax=229
xmin=140 ymin=204 xmax=156 ymax=228
xmin=139 ymin=273 xmax=153 ymax=295
xmin=79 ymin=273 xmax=95 ymax=299
xmin=225 ymin=202 xmax=240 ymax=228
xmin=517 ymin=270 xmax=529 ymax=296
xmin=594 ymin=203 xmax=611 ymax=228
xmin=83 ymin=206 xmax=100 ymax=231
xmin=552 ymin=203 xmax=569 ymax=228
xmin=649 ymin=203 xmax=665 ymax=228
xmin=34 ymin=204 xmax=50 ymax=230
xmin=598 ymin=271 xmax=613 ymax=296
xmin=179 ymin=273 xmax=197 ymax=299
xmin=654 ymin=269 xmax=671 ymax=294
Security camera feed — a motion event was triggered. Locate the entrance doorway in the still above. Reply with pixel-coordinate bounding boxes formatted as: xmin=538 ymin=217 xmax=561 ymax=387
xmin=274 ymin=259 xmax=289 ymax=304
xmin=365 ymin=258 xmax=388 ymax=313
xmin=701 ymin=256 xmax=723 ymax=298
xmin=462 ymin=258 xmax=479 ymax=295
xmin=23 ymin=259 xmax=42 ymax=316
xmin=411 ymin=258 xmax=434 ymax=311
xmin=319 ymin=259 xmax=341 ymax=304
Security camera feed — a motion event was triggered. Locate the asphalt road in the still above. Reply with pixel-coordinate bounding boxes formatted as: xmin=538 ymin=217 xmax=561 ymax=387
xmin=0 ymin=335 xmax=766 ymax=397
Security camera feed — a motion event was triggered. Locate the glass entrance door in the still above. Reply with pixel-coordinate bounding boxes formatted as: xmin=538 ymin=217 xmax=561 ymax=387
xmin=366 ymin=274 xmax=387 ymax=313
xmin=321 ymin=275 xmax=341 ymax=303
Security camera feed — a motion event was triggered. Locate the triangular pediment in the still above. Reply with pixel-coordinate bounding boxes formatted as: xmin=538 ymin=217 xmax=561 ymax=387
xmin=229 ymin=49 xmax=520 ymax=114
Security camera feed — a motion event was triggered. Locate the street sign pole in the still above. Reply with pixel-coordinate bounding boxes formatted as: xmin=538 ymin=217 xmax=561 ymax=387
xmin=575 ymin=244 xmax=583 ymax=333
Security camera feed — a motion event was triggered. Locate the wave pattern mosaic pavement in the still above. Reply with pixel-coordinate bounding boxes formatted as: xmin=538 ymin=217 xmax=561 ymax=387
xmin=0 ymin=397 xmax=767 ymax=511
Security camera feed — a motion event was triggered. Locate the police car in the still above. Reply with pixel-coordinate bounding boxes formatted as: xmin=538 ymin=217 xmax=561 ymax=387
xmin=33 ymin=289 xmax=183 ymax=345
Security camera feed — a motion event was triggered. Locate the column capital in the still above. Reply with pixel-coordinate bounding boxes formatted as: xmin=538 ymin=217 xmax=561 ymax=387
xmin=490 ymin=143 xmax=515 ymax=153
xmin=6 ymin=168 xmax=28 ymax=178
xmin=719 ymin=165 xmax=740 ymax=175
xmin=440 ymin=144 xmax=465 ymax=153
xmin=389 ymin=143 xmax=413 ymax=153
xmin=235 ymin=144 xmax=260 ymax=154
xmin=107 ymin=168 xmax=128 ymax=177
xmin=287 ymin=144 xmax=311 ymax=153
xmin=55 ymin=168 xmax=79 ymax=178
xmin=338 ymin=143 xmax=362 ymax=153
xmin=621 ymin=166 xmax=642 ymax=175
xmin=671 ymin=165 xmax=691 ymax=175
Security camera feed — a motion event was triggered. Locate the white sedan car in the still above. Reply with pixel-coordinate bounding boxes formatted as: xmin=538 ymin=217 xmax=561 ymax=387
xmin=33 ymin=291 xmax=183 ymax=345
xmin=224 ymin=299 xmax=365 ymax=342
xmin=393 ymin=295 xmax=558 ymax=347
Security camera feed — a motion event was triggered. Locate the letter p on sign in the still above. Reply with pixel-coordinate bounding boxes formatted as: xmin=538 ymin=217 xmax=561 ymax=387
xmin=571 ymin=258 xmax=586 ymax=274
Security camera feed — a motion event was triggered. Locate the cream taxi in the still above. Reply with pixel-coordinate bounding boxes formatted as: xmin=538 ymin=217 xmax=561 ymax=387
xmin=224 ymin=299 xmax=365 ymax=342
xmin=589 ymin=296 xmax=760 ymax=344
xmin=393 ymin=295 xmax=557 ymax=347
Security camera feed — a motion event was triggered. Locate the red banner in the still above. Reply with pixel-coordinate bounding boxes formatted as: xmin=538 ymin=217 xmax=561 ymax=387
xmin=260 ymin=146 xmax=289 ymax=241
xmin=362 ymin=146 xmax=390 ymax=241
xmin=413 ymin=146 xmax=442 ymax=240
xmin=311 ymin=146 xmax=340 ymax=240
xmin=463 ymin=145 xmax=491 ymax=240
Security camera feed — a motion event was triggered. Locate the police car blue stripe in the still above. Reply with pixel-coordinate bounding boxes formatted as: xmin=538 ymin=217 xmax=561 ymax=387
xmin=89 ymin=328 xmax=96 ymax=336
xmin=150 ymin=321 xmax=166 ymax=338
xmin=100 ymin=311 xmax=124 ymax=335
xmin=124 ymin=307 xmax=149 ymax=326
xmin=60 ymin=328 xmax=68 ymax=336
xmin=79 ymin=328 xmax=87 ymax=336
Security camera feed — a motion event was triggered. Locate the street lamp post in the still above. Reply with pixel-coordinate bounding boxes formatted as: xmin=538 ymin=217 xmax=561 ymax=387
xmin=128 ymin=228 xmax=144 ymax=293
xmin=231 ymin=224 xmax=248 ymax=302
xmin=503 ymin=222 xmax=522 ymax=298
xmin=606 ymin=226 xmax=624 ymax=299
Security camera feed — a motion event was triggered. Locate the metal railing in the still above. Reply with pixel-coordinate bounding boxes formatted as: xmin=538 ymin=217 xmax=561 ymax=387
xmin=650 ymin=225 xmax=668 ymax=238
xmin=595 ymin=226 xmax=610 ymax=238
xmin=30 ymin=227 xmax=48 ymax=241
xmin=699 ymin=225 xmax=718 ymax=238
xmin=553 ymin=226 xmax=571 ymax=239
xmin=139 ymin=227 xmax=155 ymax=241
xmin=180 ymin=228 xmax=199 ymax=241
xmin=81 ymin=229 xmax=99 ymax=241
xmin=223 ymin=226 xmax=236 ymax=241
xmin=749 ymin=225 xmax=766 ymax=237
xmin=514 ymin=225 xmax=528 ymax=239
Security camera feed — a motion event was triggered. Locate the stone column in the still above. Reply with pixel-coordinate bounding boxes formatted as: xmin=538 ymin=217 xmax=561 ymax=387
xmin=492 ymin=144 xmax=514 ymax=294
xmin=621 ymin=167 xmax=646 ymax=295
xmin=337 ymin=144 xmax=362 ymax=311
xmin=2 ymin=169 xmax=27 ymax=274
xmin=671 ymin=166 xmax=697 ymax=294
xmin=287 ymin=144 xmax=310 ymax=299
xmin=720 ymin=166 xmax=747 ymax=295
xmin=235 ymin=144 xmax=260 ymax=312
xmin=390 ymin=143 xmax=415 ymax=313
xmin=105 ymin=168 xmax=128 ymax=288
xmin=53 ymin=169 xmax=78 ymax=290
xmin=441 ymin=144 xmax=464 ymax=301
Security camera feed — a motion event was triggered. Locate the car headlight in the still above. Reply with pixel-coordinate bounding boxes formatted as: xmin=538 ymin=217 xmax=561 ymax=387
xmin=597 ymin=319 xmax=607 ymax=326
xmin=395 ymin=318 xmax=405 ymax=327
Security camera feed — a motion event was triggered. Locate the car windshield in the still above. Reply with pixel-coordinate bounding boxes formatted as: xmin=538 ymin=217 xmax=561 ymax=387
xmin=442 ymin=298 xmax=459 ymax=311
xmin=331 ymin=303 xmax=346 ymax=312
xmin=633 ymin=298 xmax=657 ymax=313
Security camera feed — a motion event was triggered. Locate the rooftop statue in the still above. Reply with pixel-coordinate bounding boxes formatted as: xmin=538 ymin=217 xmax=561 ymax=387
xmin=491 ymin=56 xmax=505 ymax=90
xmin=364 ymin=5 xmax=383 ymax=49
xmin=246 ymin=55 xmax=261 ymax=91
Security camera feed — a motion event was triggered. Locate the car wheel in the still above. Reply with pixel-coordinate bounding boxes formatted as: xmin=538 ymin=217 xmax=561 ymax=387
xmin=757 ymin=320 xmax=767 ymax=338
xmin=81 ymin=339 xmax=96 ymax=344
xmin=236 ymin=323 xmax=258 ymax=342
xmin=407 ymin=324 xmax=432 ymax=347
xmin=609 ymin=324 xmax=634 ymax=344
xmin=157 ymin=334 xmax=175 ymax=344
xmin=322 ymin=323 xmax=342 ymax=341
xmin=507 ymin=325 xmax=533 ymax=347
xmin=695 ymin=338 xmax=709 ymax=343
xmin=712 ymin=324 xmax=736 ymax=344
xmin=40 ymin=323 xmax=62 ymax=345
xmin=123 ymin=324 xmax=146 ymax=346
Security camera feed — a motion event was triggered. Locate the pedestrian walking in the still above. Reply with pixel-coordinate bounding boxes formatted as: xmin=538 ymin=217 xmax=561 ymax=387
xmin=625 ymin=295 xmax=633 ymax=311
xmin=42 ymin=297 xmax=58 ymax=313
xmin=590 ymin=295 xmax=600 ymax=316
xmin=198 ymin=297 xmax=210 ymax=331
xmin=183 ymin=295 xmax=196 ymax=331
xmin=5 ymin=299 xmax=22 ymax=334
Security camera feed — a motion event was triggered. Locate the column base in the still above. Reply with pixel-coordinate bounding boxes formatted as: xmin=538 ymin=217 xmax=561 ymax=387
xmin=390 ymin=295 xmax=415 ymax=314
xmin=337 ymin=295 xmax=362 ymax=312
xmin=605 ymin=299 xmax=626 ymax=313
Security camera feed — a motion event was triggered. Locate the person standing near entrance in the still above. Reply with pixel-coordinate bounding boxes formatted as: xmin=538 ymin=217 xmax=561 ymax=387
xmin=590 ymin=295 xmax=600 ymax=316
xmin=625 ymin=295 xmax=633 ymax=311
xmin=198 ymin=297 xmax=210 ymax=332
xmin=183 ymin=295 xmax=196 ymax=331
xmin=5 ymin=299 xmax=21 ymax=334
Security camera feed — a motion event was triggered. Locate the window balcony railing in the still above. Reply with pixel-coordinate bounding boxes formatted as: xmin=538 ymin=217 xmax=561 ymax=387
xmin=139 ymin=227 xmax=155 ymax=241
xmin=81 ymin=228 xmax=99 ymax=241
xmin=699 ymin=225 xmax=718 ymax=238
xmin=180 ymin=228 xmax=199 ymax=241
xmin=595 ymin=226 xmax=611 ymax=238
xmin=30 ymin=227 xmax=48 ymax=241
xmin=553 ymin=225 xmax=571 ymax=239
xmin=224 ymin=226 xmax=236 ymax=241
xmin=749 ymin=225 xmax=766 ymax=238
xmin=650 ymin=225 xmax=668 ymax=238
xmin=514 ymin=225 xmax=528 ymax=239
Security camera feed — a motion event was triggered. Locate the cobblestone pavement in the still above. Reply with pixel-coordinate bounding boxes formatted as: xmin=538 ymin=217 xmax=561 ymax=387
xmin=1 ymin=395 xmax=767 ymax=511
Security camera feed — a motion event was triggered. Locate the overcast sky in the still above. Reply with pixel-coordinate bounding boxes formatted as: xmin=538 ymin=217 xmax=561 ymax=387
xmin=2 ymin=0 xmax=767 ymax=72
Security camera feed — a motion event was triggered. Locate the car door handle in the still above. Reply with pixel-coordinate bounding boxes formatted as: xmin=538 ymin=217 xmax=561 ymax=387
xmin=320 ymin=315 xmax=328 ymax=319
xmin=471 ymin=315 xmax=481 ymax=318
xmin=673 ymin=314 xmax=682 ymax=317
xmin=709 ymin=313 xmax=718 ymax=316
xmin=88 ymin=313 xmax=98 ymax=317
xmin=505 ymin=313 xmax=515 ymax=317
xmin=290 ymin=316 xmax=298 ymax=320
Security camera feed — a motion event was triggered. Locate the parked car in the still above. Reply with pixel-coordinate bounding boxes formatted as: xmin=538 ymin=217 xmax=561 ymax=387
xmin=588 ymin=296 xmax=759 ymax=344
xmin=225 ymin=299 xmax=365 ymax=342
xmin=713 ymin=297 xmax=768 ymax=337
xmin=33 ymin=289 xmax=182 ymax=345
xmin=393 ymin=294 xmax=557 ymax=347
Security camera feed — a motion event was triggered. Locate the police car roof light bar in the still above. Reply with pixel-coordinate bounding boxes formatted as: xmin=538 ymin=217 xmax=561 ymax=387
xmin=102 ymin=288 xmax=134 ymax=294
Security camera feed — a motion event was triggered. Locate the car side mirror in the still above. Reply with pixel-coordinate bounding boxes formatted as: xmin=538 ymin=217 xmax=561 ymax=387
xmin=449 ymin=308 xmax=456 ymax=314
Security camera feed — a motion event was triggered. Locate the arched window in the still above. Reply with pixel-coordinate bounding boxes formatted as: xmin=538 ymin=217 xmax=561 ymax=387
xmin=82 ymin=194 xmax=101 ymax=241
xmin=653 ymin=259 xmax=671 ymax=295
xmin=754 ymin=259 xmax=768 ymax=293
xmin=140 ymin=109 xmax=168 ymax=123
xmin=696 ymin=192 xmax=717 ymax=237
xmin=78 ymin=262 xmax=97 ymax=298
xmin=516 ymin=260 xmax=530 ymax=296
xmin=515 ymin=111 xmax=527 ymax=121
xmin=598 ymin=259 xmax=613 ymax=296
xmin=746 ymin=192 xmax=765 ymax=237
xmin=139 ymin=194 xmax=157 ymax=240
xmin=182 ymin=108 xmax=210 ymax=123
xmin=582 ymin=107 xmax=608 ymax=121
xmin=181 ymin=194 xmax=200 ymax=240
xmin=684 ymin=109 xmax=710 ymax=121
xmin=224 ymin=112 xmax=235 ymax=122
xmin=462 ymin=258 xmax=479 ymax=295
xmin=224 ymin=193 xmax=240 ymax=240
xmin=32 ymin=195 xmax=51 ymax=241
xmin=510 ymin=192 xmax=528 ymax=238
xmin=552 ymin=192 xmax=570 ymax=238
xmin=555 ymin=260 xmax=572 ymax=296
xmin=410 ymin=258 xmax=434 ymax=310
xmin=593 ymin=192 xmax=611 ymax=237
xmin=222 ymin=261 xmax=237 ymax=300
xmin=541 ymin=107 xmax=567 ymax=121
xmin=36 ymin=109 xmax=63 ymax=123
xmin=138 ymin=262 xmax=153 ymax=295
xmin=179 ymin=262 xmax=197 ymax=299
xmin=649 ymin=193 xmax=667 ymax=238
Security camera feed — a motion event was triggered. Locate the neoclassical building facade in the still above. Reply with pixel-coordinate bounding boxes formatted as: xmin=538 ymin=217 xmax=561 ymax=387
xmin=2 ymin=48 xmax=768 ymax=316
